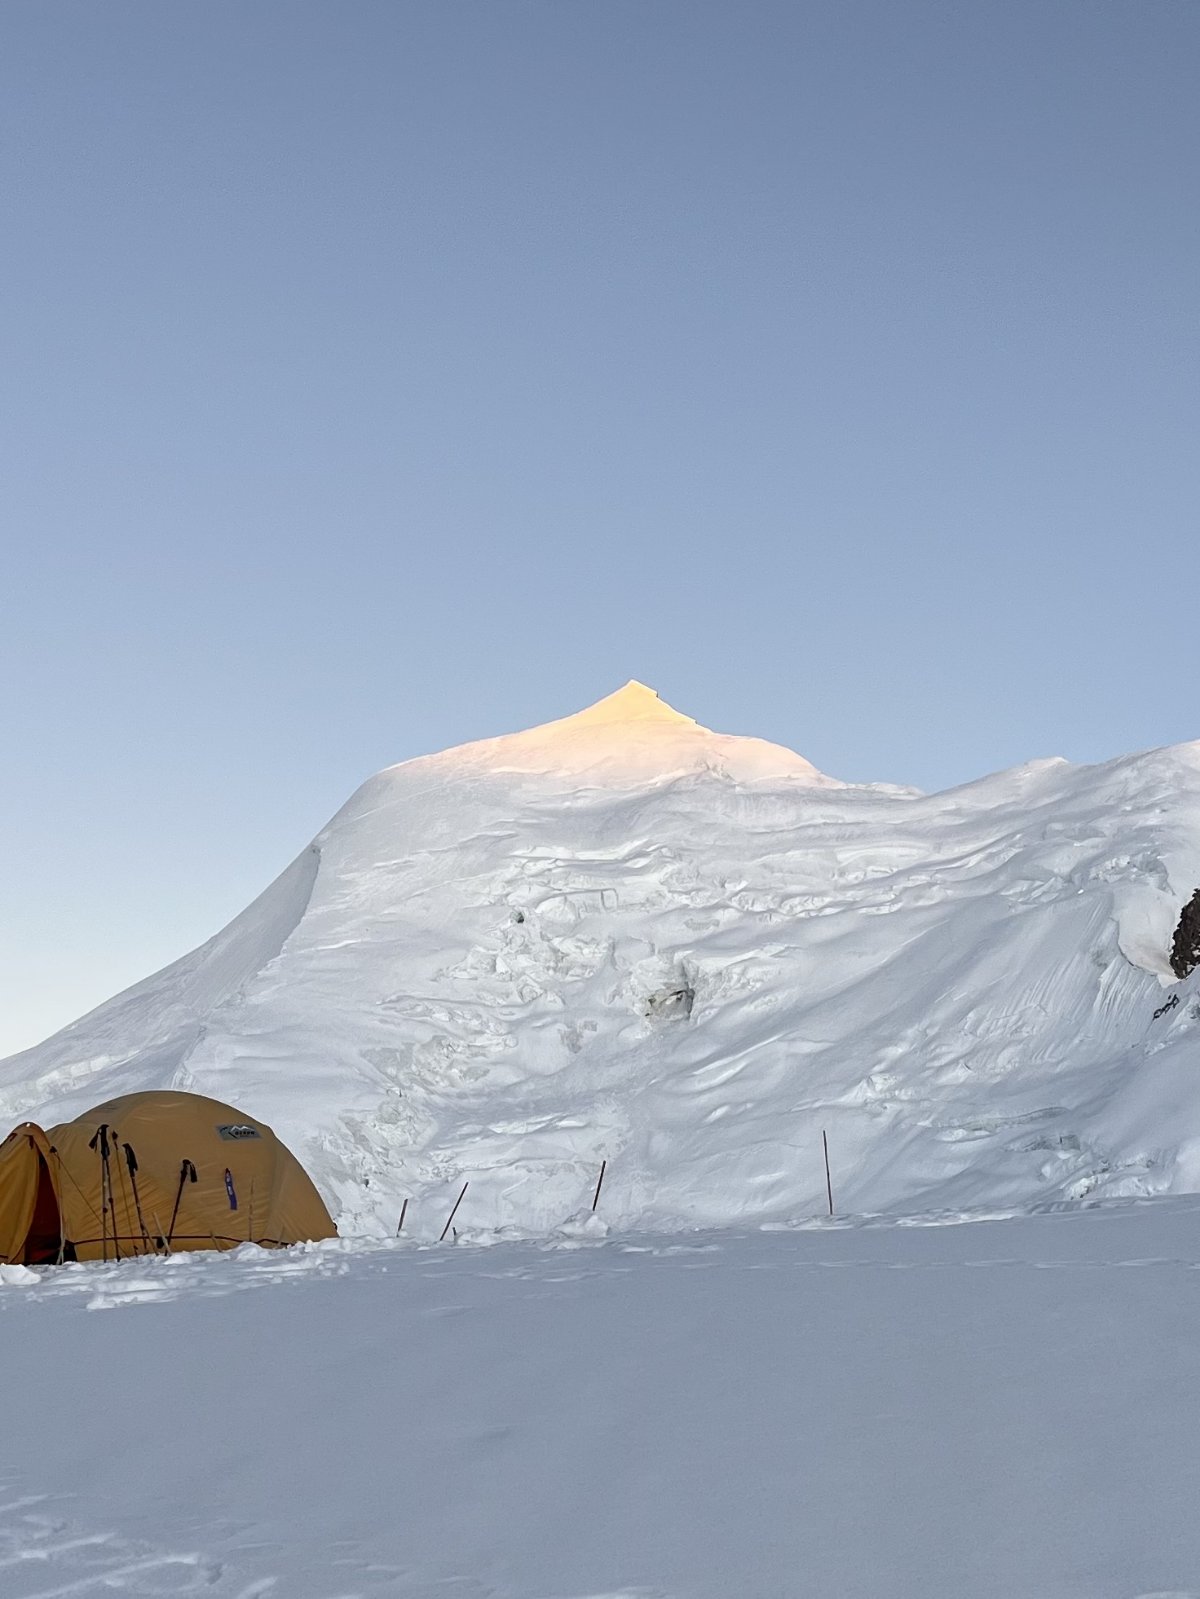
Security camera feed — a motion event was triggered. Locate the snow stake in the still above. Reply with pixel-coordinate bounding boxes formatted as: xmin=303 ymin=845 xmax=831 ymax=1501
xmin=592 ymin=1159 xmax=607 ymax=1212
xmin=822 ymin=1129 xmax=834 ymax=1217
xmin=396 ymin=1198 xmax=409 ymax=1235
xmin=440 ymin=1182 xmax=468 ymax=1242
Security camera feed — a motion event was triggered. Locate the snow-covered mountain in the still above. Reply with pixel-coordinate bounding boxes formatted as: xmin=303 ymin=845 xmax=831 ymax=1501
xmin=4 ymin=680 xmax=1200 ymax=1236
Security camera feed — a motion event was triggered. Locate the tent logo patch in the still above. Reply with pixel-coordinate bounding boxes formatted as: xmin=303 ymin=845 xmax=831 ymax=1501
xmin=217 ymin=1124 xmax=261 ymax=1141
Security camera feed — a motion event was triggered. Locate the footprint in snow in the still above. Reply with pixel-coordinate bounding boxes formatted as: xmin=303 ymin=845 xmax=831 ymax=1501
xmin=0 ymin=1488 xmax=299 ymax=1599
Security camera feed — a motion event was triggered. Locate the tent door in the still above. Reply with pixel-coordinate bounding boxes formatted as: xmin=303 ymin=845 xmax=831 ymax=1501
xmin=22 ymin=1155 xmax=64 ymax=1264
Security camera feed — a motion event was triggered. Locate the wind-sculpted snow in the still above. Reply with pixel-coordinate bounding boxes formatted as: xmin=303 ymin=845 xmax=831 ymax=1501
xmin=0 ymin=842 xmax=321 ymax=1106
xmin=3 ymin=681 xmax=1200 ymax=1235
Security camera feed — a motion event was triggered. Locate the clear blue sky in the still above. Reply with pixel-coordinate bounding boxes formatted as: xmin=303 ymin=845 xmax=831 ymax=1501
xmin=2 ymin=1 xmax=1197 ymax=1058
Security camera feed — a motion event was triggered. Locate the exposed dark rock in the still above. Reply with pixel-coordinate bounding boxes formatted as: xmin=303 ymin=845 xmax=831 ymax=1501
xmin=1169 ymin=889 xmax=1200 ymax=980
xmin=644 ymin=984 xmax=695 ymax=1021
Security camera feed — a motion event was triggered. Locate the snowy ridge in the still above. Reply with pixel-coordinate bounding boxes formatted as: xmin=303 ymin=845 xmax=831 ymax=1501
xmin=3 ymin=683 xmax=1200 ymax=1236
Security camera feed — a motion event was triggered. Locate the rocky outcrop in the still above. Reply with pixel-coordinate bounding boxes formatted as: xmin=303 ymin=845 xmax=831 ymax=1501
xmin=1170 ymin=890 xmax=1200 ymax=980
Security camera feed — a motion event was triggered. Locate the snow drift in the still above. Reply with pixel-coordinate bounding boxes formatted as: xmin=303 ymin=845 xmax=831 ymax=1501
xmin=3 ymin=680 xmax=1200 ymax=1236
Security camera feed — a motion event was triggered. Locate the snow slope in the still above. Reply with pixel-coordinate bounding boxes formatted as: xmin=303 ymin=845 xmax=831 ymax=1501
xmin=3 ymin=680 xmax=1200 ymax=1236
xmin=3 ymin=1201 xmax=1200 ymax=1598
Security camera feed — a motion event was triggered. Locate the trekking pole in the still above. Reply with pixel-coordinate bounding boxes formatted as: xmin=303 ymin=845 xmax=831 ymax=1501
xmin=396 ymin=1198 xmax=408 ymax=1235
xmin=592 ymin=1159 xmax=607 ymax=1212
xmin=150 ymin=1210 xmax=169 ymax=1253
xmin=106 ymin=1128 xmax=122 ymax=1259
xmin=440 ymin=1182 xmax=468 ymax=1242
xmin=122 ymin=1142 xmax=154 ymax=1254
xmin=166 ymin=1159 xmax=197 ymax=1249
xmin=822 ymin=1129 xmax=834 ymax=1218
xmin=88 ymin=1124 xmax=113 ymax=1261
xmin=110 ymin=1125 xmax=137 ymax=1254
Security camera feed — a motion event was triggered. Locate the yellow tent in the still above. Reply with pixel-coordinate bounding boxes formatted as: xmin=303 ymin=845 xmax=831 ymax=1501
xmin=0 ymin=1090 xmax=336 ymax=1263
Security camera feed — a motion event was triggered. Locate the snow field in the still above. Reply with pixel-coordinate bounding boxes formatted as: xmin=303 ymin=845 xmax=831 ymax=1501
xmin=3 ymin=1201 xmax=1200 ymax=1597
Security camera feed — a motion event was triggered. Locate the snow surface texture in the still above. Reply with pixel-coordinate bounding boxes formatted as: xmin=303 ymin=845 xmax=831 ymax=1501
xmin=2 ymin=1201 xmax=1200 ymax=1598
xmin=4 ymin=680 xmax=1200 ymax=1238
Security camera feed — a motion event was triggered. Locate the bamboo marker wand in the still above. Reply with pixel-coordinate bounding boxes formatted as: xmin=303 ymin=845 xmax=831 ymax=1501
xmin=440 ymin=1182 xmax=468 ymax=1242
xmin=396 ymin=1198 xmax=408 ymax=1235
xmin=592 ymin=1159 xmax=607 ymax=1212
xmin=822 ymin=1129 xmax=834 ymax=1217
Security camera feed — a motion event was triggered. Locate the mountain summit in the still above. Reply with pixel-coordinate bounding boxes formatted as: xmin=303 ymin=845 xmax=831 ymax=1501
xmin=2 ymin=698 xmax=1200 ymax=1236
xmin=411 ymin=679 xmax=839 ymax=786
xmin=552 ymin=678 xmax=695 ymax=726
